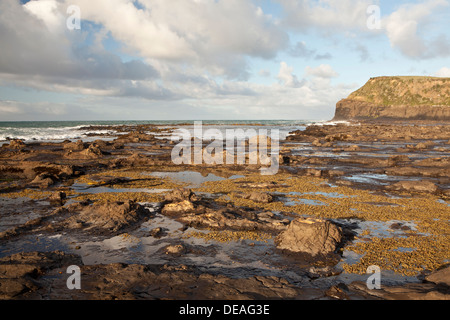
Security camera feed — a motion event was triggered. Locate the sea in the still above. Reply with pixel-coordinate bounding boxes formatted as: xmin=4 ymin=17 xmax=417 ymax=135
xmin=0 ymin=120 xmax=348 ymax=143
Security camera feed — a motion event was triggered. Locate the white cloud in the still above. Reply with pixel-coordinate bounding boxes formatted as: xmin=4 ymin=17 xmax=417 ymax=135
xmin=0 ymin=0 xmax=158 ymax=81
xmin=383 ymin=0 xmax=450 ymax=59
xmin=0 ymin=100 xmax=68 ymax=119
xmin=305 ymin=64 xmax=339 ymax=79
xmin=278 ymin=0 xmax=380 ymax=33
xmin=277 ymin=62 xmax=302 ymax=87
xmin=0 ymin=101 xmax=23 ymax=115
xmin=278 ymin=0 xmax=450 ymax=60
xmin=23 ymin=0 xmax=64 ymax=32
xmin=67 ymin=0 xmax=288 ymax=79
xmin=435 ymin=67 xmax=450 ymax=77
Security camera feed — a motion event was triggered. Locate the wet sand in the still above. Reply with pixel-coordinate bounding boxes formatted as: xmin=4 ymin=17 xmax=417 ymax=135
xmin=0 ymin=121 xmax=449 ymax=300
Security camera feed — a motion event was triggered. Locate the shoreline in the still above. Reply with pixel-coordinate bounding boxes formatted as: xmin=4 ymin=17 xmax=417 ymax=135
xmin=0 ymin=120 xmax=449 ymax=300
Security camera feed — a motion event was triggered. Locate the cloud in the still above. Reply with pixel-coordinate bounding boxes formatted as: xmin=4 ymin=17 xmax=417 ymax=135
xmin=277 ymin=62 xmax=303 ymax=87
xmin=68 ymin=0 xmax=289 ymax=79
xmin=278 ymin=0 xmax=450 ymax=60
xmin=289 ymin=41 xmax=316 ymax=58
xmin=305 ymin=64 xmax=339 ymax=79
xmin=288 ymin=41 xmax=333 ymax=60
xmin=352 ymin=43 xmax=370 ymax=62
xmin=0 ymin=0 xmax=159 ymax=81
xmin=435 ymin=67 xmax=450 ymax=77
xmin=23 ymin=0 xmax=64 ymax=32
xmin=278 ymin=0 xmax=379 ymax=33
xmin=0 ymin=100 xmax=68 ymax=119
xmin=314 ymin=53 xmax=333 ymax=60
xmin=383 ymin=0 xmax=450 ymax=59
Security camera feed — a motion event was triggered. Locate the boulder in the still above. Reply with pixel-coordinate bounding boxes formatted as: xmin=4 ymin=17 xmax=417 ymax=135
xmin=426 ymin=265 xmax=450 ymax=286
xmin=65 ymin=143 xmax=103 ymax=159
xmin=275 ymin=217 xmax=343 ymax=256
xmin=48 ymin=191 xmax=67 ymax=206
xmin=63 ymin=140 xmax=85 ymax=151
xmin=165 ymin=244 xmax=186 ymax=255
xmin=241 ymin=192 xmax=273 ymax=203
xmin=7 ymin=139 xmax=26 ymax=150
xmin=65 ymin=200 xmax=149 ymax=233
xmin=164 ymin=188 xmax=198 ymax=202
xmin=162 ymin=200 xmax=195 ymax=214
xmin=30 ymin=173 xmax=56 ymax=188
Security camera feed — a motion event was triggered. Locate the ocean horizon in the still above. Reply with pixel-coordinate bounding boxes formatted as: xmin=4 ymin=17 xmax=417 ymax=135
xmin=0 ymin=119 xmax=344 ymax=142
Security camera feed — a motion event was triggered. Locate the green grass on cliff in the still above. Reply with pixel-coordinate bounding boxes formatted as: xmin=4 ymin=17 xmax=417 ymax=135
xmin=348 ymin=76 xmax=450 ymax=106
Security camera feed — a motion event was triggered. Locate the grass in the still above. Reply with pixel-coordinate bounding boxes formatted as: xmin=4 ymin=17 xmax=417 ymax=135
xmin=349 ymin=76 xmax=450 ymax=106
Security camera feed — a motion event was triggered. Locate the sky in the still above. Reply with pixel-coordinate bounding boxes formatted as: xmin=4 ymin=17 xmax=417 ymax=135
xmin=0 ymin=0 xmax=449 ymax=121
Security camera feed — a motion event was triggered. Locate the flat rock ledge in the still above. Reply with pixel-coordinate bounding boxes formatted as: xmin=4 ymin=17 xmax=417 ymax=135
xmin=1 ymin=251 xmax=449 ymax=300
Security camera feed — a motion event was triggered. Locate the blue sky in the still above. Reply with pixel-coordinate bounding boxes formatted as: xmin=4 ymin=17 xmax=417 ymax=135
xmin=1 ymin=0 xmax=449 ymax=121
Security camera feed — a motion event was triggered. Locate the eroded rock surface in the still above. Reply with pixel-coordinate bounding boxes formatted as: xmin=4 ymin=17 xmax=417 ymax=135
xmin=275 ymin=218 xmax=343 ymax=256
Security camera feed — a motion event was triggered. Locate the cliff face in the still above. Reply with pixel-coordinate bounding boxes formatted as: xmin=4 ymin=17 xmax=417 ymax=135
xmin=333 ymin=76 xmax=450 ymax=121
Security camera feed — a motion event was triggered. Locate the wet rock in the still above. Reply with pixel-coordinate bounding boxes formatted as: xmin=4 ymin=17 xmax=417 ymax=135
xmin=175 ymin=205 xmax=288 ymax=232
xmin=164 ymin=188 xmax=198 ymax=203
xmin=391 ymin=180 xmax=438 ymax=193
xmin=0 ymin=254 xmax=317 ymax=300
xmin=65 ymin=143 xmax=103 ymax=159
xmin=257 ymin=211 xmax=288 ymax=225
xmin=7 ymin=139 xmax=26 ymax=150
xmin=30 ymin=173 xmax=56 ymax=188
xmin=325 ymin=283 xmax=350 ymax=300
xmin=388 ymin=155 xmax=410 ymax=167
xmin=425 ymin=265 xmax=450 ymax=286
xmin=307 ymin=266 xmax=340 ymax=279
xmin=64 ymin=200 xmax=151 ymax=233
xmin=348 ymin=278 xmax=450 ymax=300
xmin=275 ymin=218 xmax=343 ymax=256
xmin=414 ymin=142 xmax=427 ymax=149
xmin=328 ymin=169 xmax=345 ymax=177
xmin=161 ymin=188 xmax=199 ymax=214
xmin=122 ymin=153 xmax=152 ymax=166
xmin=48 ymin=191 xmax=67 ymax=206
xmin=0 ymin=251 xmax=82 ymax=299
xmin=82 ymin=145 xmax=103 ymax=158
xmin=162 ymin=200 xmax=195 ymax=214
xmin=63 ymin=140 xmax=85 ymax=151
xmin=149 ymin=227 xmax=165 ymax=238
xmin=390 ymin=222 xmax=411 ymax=231
xmin=279 ymin=154 xmax=291 ymax=165
xmin=165 ymin=244 xmax=186 ymax=255
xmin=305 ymin=168 xmax=322 ymax=177
xmin=239 ymin=181 xmax=279 ymax=188
xmin=240 ymin=191 xmax=273 ymax=203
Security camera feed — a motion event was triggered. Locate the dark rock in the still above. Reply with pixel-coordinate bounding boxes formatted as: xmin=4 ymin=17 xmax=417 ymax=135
xmin=391 ymin=180 xmax=438 ymax=193
xmin=64 ymin=200 xmax=151 ymax=233
xmin=48 ymin=191 xmax=67 ymax=206
xmin=425 ymin=265 xmax=450 ymax=286
xmin=164 ymin=188 xmax=198 ymax=203
xmin=241 ymin=191 xmax=273 ymax=203
xmin=275 ymin=217 xmax=343 ymax=256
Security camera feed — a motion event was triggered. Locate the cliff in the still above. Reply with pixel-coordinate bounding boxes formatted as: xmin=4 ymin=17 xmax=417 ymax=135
xmin=333 ymin=76 xmax=450 ymax=121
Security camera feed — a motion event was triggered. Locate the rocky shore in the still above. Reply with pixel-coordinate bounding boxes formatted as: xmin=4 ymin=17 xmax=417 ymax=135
xmin=0 ymin=121 xmax=449 ymax=300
